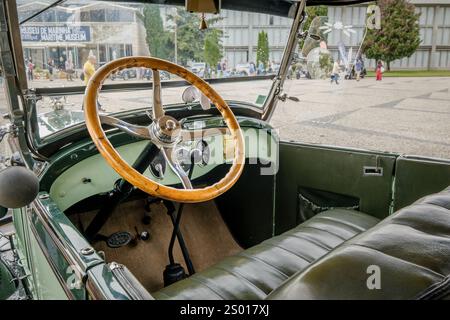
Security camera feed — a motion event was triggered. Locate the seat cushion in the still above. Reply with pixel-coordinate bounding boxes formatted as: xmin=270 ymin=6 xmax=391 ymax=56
xmin=267 ymin=186 xmax=450 ymax=300
xmin=153 ymin=208 xmax=379 ymax=300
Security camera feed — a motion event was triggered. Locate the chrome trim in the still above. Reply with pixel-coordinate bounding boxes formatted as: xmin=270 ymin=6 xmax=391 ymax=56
xmin=262 ymin=0 xmax=307 ymax=121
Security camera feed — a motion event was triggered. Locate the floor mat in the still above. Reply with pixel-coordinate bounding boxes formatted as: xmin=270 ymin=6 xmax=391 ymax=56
xmin=72 ymin=200 xmax=242 ymax=293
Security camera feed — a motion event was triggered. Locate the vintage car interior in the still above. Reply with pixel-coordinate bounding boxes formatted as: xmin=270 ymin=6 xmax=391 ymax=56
xmin=0 ymin=0 xmax=449 ymax=300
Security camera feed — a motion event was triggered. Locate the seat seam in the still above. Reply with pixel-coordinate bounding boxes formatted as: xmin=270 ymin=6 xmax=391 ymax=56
xmin=213 ymin=266 xmax=269 ymax=296
xmin=287 ymin=232 xmax=334 ymax=251
xmin=311 ymin=216 xmax=367 ymax=232
xmin=237 ymin=252 xmax=290 ymax=278
xmin=258 ymin=243 xmax=314 ymax=263
xmin=187 ymin=275 xmax=228 ymax=300
xmin=413 ymin=202 xmax=450 ymax=212
xmin=319 ymin=209 xmax=380 ymax=224
xmin=296 ymin=225 xmax=348 ymax=241
xmin=350 ymin=243 xmax=446 ymax=279
xmin=388 ymin=221 xmax=450 ymax=239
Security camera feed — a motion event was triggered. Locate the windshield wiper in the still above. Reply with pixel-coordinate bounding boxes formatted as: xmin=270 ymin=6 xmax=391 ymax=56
xmin=20 ymin=0 xmax=67 ymax=25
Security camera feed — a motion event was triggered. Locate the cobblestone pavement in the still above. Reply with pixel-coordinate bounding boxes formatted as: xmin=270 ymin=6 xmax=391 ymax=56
xmin=1 ymin=76 xmax=450 ymax=159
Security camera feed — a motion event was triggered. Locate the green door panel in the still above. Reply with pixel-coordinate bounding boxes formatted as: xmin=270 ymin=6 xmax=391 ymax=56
xmin=13 ymin=195 xmax=105 ymax=299
xmin=275 ymin=142 xmax=397 ymax=235
xmin=393 ymin=156 xmax=450 ymax=211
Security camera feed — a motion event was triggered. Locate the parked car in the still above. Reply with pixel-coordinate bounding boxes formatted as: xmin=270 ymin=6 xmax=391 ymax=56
xmin=235 ymin=63 xmax=251 ymax=76
xmin=110 ymin=68 xmax=137 ymax=81
xmin=190 ymin=62 xmax=207 ymax=78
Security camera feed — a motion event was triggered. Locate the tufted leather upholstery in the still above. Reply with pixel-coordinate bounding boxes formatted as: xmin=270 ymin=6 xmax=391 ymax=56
xmin=267 ymin=187 xmax=450 ymax=300
xmin=153 ymin=208 xmax=379 ymax=299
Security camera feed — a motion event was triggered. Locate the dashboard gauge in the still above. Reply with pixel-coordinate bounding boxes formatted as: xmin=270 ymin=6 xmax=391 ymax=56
xmin=176 ymin=147 xmax=192 ymax=172
xmin=196 ymin=140 xmax=210 ymax=166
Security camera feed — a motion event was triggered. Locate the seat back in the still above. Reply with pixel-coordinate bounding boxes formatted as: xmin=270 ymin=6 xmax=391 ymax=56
xmin=267 ymin=187 xmax=450 ymax=300
xmin=394 ymin=156 xmax=450 ymax=211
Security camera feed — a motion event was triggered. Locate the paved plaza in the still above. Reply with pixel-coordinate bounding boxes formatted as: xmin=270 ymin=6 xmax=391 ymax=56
xmin=1 ymin=76 xmax=450 ymax=159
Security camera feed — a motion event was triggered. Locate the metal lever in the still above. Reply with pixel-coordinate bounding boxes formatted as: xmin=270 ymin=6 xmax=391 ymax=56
xmin=278 ymin=93 xmax=300 ymax=102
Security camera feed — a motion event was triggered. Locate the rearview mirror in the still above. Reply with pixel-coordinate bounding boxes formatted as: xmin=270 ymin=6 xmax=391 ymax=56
xmin=0 ymin=166 xmax=39 ymax=208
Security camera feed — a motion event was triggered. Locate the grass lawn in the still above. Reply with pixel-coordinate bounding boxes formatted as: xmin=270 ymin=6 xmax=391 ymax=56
xmin=366 ymin=70 xmax=450 ymax=77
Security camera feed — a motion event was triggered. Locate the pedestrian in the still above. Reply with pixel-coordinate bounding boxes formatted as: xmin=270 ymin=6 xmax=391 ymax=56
xmin=65 ymin=59 xmax=74 ymax=81
xmin=27 ymin=58 xmax=34 ymax=81
xmin=376 ymin=60 xmax=384 ymax=81
xmin=47 ymin=58 xmax=54 ymax=81
xmin=249 ymin=62 xmax=256 ymax=76
xmin=217 ymin=62 xmax=222 ymax=77
xmin=82 ymin=55 xmax=105 ymax=112
xmin=83 ymin=55 xmax=96 ymax=85
xmin=331 ymin=60 xmax=340 ymax=84
xmin=258 ymin=61 xmax=265 ymax=75
xmin=355 ymin=59 xmax=363 ymax=81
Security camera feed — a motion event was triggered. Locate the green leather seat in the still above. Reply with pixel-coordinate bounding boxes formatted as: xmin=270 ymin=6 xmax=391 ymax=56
xmin=153 ymin=208 xmax=379 ymax=299
xmin=267 ymin=187 xmax=450 ymax=299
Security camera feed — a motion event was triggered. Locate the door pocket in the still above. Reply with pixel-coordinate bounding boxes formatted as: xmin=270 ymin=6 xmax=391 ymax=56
xmin=298 ymin=187 xmax=360 ymax=222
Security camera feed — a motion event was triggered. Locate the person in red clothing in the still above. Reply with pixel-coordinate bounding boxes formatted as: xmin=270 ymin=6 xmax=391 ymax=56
xmin=376 ymin=60 xmax=384 ymax=81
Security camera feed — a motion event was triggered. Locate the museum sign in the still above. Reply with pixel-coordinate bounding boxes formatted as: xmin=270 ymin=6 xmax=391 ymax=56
xmin=20 ymin=25 xmax=91 ymax=42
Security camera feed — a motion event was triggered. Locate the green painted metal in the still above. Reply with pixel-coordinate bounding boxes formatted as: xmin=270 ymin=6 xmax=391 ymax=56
xmin=0 ymin=256 xmax=16 ymax=300
xmin=394 ymin=156 xmax=450 ymax=211
xmin=86 ymin=264 xmax=133 ymax=300
xmin=12 ymin=208 xmax=67 ymax=299
xmin=275 ymin=141 xmax=398 ymax=234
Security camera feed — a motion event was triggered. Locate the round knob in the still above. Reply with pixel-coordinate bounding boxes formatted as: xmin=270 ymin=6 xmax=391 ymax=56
xmin=140 ymin=231 xmax=150 ymax=241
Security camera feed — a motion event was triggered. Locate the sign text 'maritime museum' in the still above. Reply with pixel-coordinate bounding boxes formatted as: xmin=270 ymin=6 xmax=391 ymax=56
xmin=20 ymin=25 xmax=91 ymax=42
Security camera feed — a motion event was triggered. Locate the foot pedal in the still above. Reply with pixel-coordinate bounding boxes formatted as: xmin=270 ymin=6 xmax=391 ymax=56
xmin=163 ymin=263 xmax=187 ymax=286
xmin=106 ymin=231 xmax=132 ymax=248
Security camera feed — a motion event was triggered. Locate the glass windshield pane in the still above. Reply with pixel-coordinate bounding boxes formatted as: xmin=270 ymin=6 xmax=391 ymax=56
xmin=18 ymin=1 xmax=293 ymax=138
xmin=279 ymin=4 xmax=450 ymax=159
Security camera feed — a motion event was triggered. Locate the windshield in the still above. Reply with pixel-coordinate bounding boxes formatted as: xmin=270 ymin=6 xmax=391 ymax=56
xmin=18 ymin=1 xmax=293 ymax=138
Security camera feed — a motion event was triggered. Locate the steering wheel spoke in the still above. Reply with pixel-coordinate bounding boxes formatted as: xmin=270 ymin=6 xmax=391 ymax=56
xmin=152 ymin=69 xmax=165 ymax=120
xmin=162 ymin=146 xmax=193 ymax=190
xmin=99 ymin=114 xmax=152 ymax=140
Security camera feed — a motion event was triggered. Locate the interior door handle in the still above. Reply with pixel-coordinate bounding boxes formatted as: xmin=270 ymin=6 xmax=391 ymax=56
xmin=363 ymin=166 xmax=383 ymax=177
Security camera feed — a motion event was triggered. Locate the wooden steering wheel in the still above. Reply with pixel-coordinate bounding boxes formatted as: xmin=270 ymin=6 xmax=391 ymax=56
xmin=84 ymin=56 xmax=245 ymax=203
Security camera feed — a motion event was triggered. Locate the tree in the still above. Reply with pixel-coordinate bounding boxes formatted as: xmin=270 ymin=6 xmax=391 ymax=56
xmin=141 ymin=4 xmax=173 ymax=60
xmin=204 ymin=29 xmax=223 ymax=71
xmin=168 ymin=9 xmax=205 ymax=65
xmin=256 ymin=31 xmax=269 ymax=67
xmin=166 ymin=9 xmax=223 ymax=66
xmin=362 ymin=0 xmax=420 ymax=71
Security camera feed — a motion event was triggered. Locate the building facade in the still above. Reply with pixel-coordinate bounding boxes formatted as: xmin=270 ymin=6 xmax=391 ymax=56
xmin=158 ymin=6 xmax=293 ymax=69
xmin=327 ymin=0 xmax=450 ymax=70
xmin=216 ymin=10 xmax=292 ymax=68
xmin=18 ymin=1 xmax=149 ymax=70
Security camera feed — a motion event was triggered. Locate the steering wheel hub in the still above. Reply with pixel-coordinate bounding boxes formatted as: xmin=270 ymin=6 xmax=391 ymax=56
xmin=152 ymin=115 xmax=181 ymax=144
